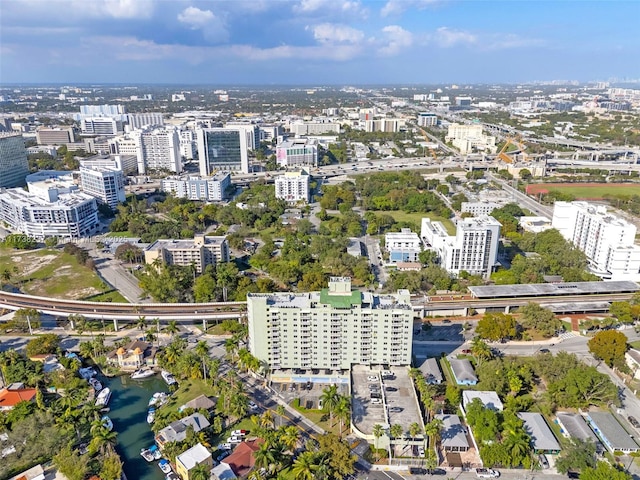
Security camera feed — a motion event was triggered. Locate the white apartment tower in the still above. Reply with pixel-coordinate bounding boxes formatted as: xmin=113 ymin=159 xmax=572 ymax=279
xmin=274 ymin=170 xmax=310 ymax=204
xmin=79 ymin=166 xmax=126 ymax=209
xmin=552 ymin=201 xmax=640 ymax=281
xmin=0 ymin=133 xmax=29 ymax=188
xmin=161 ymin=173 xmax=231 ymax=202
xmin=138 ymin=128 xmax=182 ymax=174
xmin=247 ymin=278 xmax=414 ymax=371
xmin=422 ymin=215 xmax=501 ymax=278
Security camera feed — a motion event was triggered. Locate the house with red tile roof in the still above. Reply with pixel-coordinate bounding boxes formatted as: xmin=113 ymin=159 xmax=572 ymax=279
xmin=0 ymin=384 xmax=37 ymax=411
xmin=221 ymin=438 xmax=263 ymax=477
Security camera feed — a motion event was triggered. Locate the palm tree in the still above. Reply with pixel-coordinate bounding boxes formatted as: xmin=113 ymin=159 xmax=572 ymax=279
xmin=260 ymin=410 xmax=275 ymax=429
xmin=291 ymin=451 xmax=316 ymax=480
xmin=281 ymin=425 xmax=300 ymax=452
xmin=424 ymin=418 xmax=443 ymax=449
xmin=165 ymin=320 xmax=179 ymax=339
xmin=136 ymin=316 xmax=147 ymax=331
xmin=390 ymin=423 xmax=403 ymax=440
xmin=372 ymin=423 xmax=384 ymax=451
xmin=276 ymin=404 xmax=286 ymax=427
xmin=424 ymin=448 xmax=438 ymax=474
xmin=145 ymin=329 xmax=156 ymax=345
xmin=195 ymin=341 xmax=210 ymax=381
xmin=190 ymin=464 xmax=211 ymax=480
xmin=90 ymin=427 xmax=118 ymax=455
xmin=471 ymin=336 xmax=493 ymax=365
xmin=409 ymin=422 xmax=422 ymax=439
xmin=504 ymin=429 xmax=531 ymax=465
xmin=319 ymin=385 xmax=340 ymax=424
xmin=254 ymin=442 xmax=277 ymax=471
xmin=333 ymin=395 xmax=351 ymax=436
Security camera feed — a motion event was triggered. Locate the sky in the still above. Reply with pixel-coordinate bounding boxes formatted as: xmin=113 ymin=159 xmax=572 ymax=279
xmin=1 ymin=0 xmax=639 ymax=85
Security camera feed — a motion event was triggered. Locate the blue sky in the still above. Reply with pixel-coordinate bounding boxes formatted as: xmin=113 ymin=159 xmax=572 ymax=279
xmin=1 ymin=0 xmax=639 ymax=85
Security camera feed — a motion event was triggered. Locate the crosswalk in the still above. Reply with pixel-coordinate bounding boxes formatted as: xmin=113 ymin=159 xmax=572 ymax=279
xmin=558 ymin=331 xmax=577 ymax=341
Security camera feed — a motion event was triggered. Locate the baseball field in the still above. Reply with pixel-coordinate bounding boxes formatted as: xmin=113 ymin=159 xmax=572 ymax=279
xmin=525 ymin=183 xmax=640 ymax=199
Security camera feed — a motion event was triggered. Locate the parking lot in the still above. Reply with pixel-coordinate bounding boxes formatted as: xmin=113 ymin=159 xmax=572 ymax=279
xmin=270 ymin=372 xmax=349 ymax=409
xmin=383 ymin=367 xmax=425 ymax=445
xmin=351 ymin=365 xmax=425 ymax=446
xmin=352 ymin=365 xmax=388 ymax=435
xmin=416 ymin=323 xmax=466 ymax=342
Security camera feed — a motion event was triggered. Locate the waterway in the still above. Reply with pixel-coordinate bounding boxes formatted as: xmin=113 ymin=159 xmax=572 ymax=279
xmin=104 ymin=374 xmax=167 ymax=480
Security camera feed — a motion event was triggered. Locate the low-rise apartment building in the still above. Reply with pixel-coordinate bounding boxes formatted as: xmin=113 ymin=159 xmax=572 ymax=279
xmin=385 ymin=228 xmax=421 ymax=263
xmin=144 ymin=235 xmax=229 ymax=273
xmin=274 ymin=170 xmax=310 ymax=204
xmin=161 ymin=173 xmax=232 ymax=202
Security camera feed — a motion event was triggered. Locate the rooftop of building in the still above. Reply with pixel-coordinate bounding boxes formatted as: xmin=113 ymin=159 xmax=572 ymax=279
xmin=0 ymin=186 xmax=96 ymax=209
xmin=468 ymin=280 xmax=639 ymax=299
xmin=162 ymin=172 xmax=231 ymax=182
xmin=555 ymin=412 xmax=603 ymax=451
xmin=517 ymin=412 xmax=561 ymax=452
xmin=146 ymin=235 xmax=227 ymax=251
xmin=435 ymin=414 xmax=469 ymax=449
xmin=450 ymin=359 xmax=478 ymax=385
xmin=176 ymin=443 xmax=211 ymax=470
xmin=462 ymin=390 xmax=503 ymax=411
xmin=278 ymin=138 xmax=318 ymax=148
xmin=586 ymin=411 xmax=639 ymax=450
xmin=458 ymin=215 xmax=502 ymax=228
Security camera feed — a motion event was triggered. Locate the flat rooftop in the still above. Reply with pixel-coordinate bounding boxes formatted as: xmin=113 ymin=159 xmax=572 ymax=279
xmin=468 ymin=281 xmax=639 ymax=299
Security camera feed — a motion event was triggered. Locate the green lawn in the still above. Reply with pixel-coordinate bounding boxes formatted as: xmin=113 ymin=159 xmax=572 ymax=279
xmin=368 ymin=210 xmax=456 ymax=235
xmin=528 ymin=183 xmax=640 ymax=199
xmin=291 ymin=402 xmax=341 ymax=436
xmin=158 ymin=378 xmax=216 ymax=414
xmin=0 ymin=247 xmax=112 ymax=299
xmin=82 ymin=290 xmax=129 ymax=303
xmin=630 ymin=341 xmax=640 ymax=350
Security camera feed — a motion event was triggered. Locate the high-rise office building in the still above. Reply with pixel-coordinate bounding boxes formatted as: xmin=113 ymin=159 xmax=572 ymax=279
xmin=275 ymin=138 xmax=318 ymax=168
xmin=0 ymin=133 xmax=29 ymax=188
xmin=197 ymin=128 xmax=249 ymax=175
xmin=179 ymin=130 xmax=197 ymax=160
xmin=79 ymin=166 xmax=126 ymax=209
xmin=81 ymin=117 xmax=121 ymax=136
xmin=552 ymin=201 xmax=640 ymax=281
xmin=80 ymin=104 xmax=125 ymax=117
xmin=225 ymin=123 xmax=260 ymax=150
xmin=126 ymin=113 xmax=164 ymax=130
xmin=36 ymin=127 xmax=75 ymax=145
xmin=247 ymin=277 xmax=414 ymax=371
xmin=109 ymin=127 xmax=182 ymax=174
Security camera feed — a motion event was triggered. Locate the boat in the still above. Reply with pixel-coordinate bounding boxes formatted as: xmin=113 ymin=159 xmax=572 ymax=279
xmin=89 ymin=377 xmax=102 ymax=392
xmin=161 ymin=370 xmax=177 ymax=386
xmin=158 ymin=459 xmax=172 ymax=474
xmin=131 ymin=368 xmax=155 ymax=380
xmin=141 ymin=448 xmax=155 ymax=462
xmin=147 ymin=407 xmax=156 ymax=424
xmin=79 ymin=367 xmax=97 ymax=380
xmin=101 ymin=415 xmax=113 ymax=432
xmin=148 ymin=392 xmax=169 ymax=407
xmin=150 ymin=444 xmax=162 ymax=460
xmin=95 ymin=387 xmax=112 ymax=407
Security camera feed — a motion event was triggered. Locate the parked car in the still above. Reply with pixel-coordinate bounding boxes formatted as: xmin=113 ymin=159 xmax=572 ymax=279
xmin=539 ymin=454 xmax=549 ymax=469
xmin=371 ymin=398 xmax=382 ymax=404
xmin=389 ymin=407 xmax=403 ymax=413
xmin=539 ymin=348 xmax=551 ymax=353
xmin=418 ymin=447 xmax=425 ymax=457
xmin=385 ymin=387 xmax=398 ymax=392
xmin=461 ymin=349 xmax=472 ymax=354
xmin=629 ymin=416 xmax=640 ymax=428
xmin=367 ymin=375 xmax=378 ymax=382
xmin=216 ymin=451 xmax=231 ymax=461
xmin=218 ymin=443 xmax=232 ymax=450
xmin=232 ymin=430 xmax=248 ymax=436
xmin=442 ymin=319 xmax=451 ymax=324
xmin=248 ymin=402 xmax=258 ymax=411
xmin=306 ymin=381 xmax=312 ymax=390
xmin=226 ymin=436 xmax=242 ymax=444
xmin=476 ymin=468 xmax=500 ymax=478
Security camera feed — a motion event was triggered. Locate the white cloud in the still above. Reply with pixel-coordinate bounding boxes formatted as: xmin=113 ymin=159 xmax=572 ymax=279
xmin=381 ymin=0 xmax=439 ymax=17
xmin=2 ymin=0 xmax=155 ymax=20
xmin=433 ymin=27 xmax=477 ymax=47
xmin=378 ymin=25 xmax=413 ymax=55
xmin=177 ymin=6 xmax=229 ymax=43
xmin=312 ymin=23 xmax=365 ymax=44
xmin=82 ymin=35 xmax=364 ymax=63
xmin=294 ymin=0 xmax=368 ymax=18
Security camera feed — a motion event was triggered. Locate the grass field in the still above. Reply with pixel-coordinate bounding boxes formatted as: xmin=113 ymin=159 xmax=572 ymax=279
xmin=0 ymin=247 xmax=114 ymax=299
xmin=368 ymin=210 xmax=456 ymax=235
xmin=526 ymin=183 xmax=640 ymax=199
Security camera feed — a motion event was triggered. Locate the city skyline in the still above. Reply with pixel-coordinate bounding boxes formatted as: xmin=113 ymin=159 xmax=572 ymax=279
xmin=1 ymin=0 xmax=639 ymax=85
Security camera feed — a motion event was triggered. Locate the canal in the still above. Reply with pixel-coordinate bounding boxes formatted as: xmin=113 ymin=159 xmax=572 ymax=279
xmin=105 ymin=374 xmax=167 ymax=480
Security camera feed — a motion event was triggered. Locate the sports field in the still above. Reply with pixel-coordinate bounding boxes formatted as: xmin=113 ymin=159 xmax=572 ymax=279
xmin=525 ymin=183 xmax=640 ymax=199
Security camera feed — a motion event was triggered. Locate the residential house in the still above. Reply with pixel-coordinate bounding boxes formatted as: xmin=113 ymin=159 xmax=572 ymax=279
xmin=0 ymin=383 xmax=37 ymax=411
xmin=7 ymin=464 xmax=45 ymax=480
xmin=156 ymin=413 xmax=210 ymax=449
xmin=517 ymin=412 xmax=561 ymax=454
xmin=418 ymin=357 xmax=443 ymax=385
xmin=106 ymin=340 xmax=157 ymax=371
xmin=461 ymin=391 xmax=504 ymax=413
xmin=180 ymin=395 xmax=217 ymax=413
xmin=176 ymin=443 xmax=213 ymax=480
xmin=222 ymin=438 xmax=264 ymax=477
xmin=586 ymin=411 xmax=640 ymax=454
xmin=555 ymin=412 xmax=604 ymax=454
xmin=625 ymin=349 xmax=640 ymax=379
xmin=212 ymin=463 xmax=237 ymax=480
xmin=449 ymin=358 xmax=478 ymax=386
xmin=435 ymin=414 xmax=469 ymax=452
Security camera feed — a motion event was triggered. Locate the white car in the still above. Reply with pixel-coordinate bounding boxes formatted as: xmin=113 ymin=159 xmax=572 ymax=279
xmin=371 ymin=398 xmax=382 ymax=404
xmin=476 ymin=468 xmax=500 ymax=478
xmin=418 ymin=447 xmax=425 ymax=457
xmin=232 ymin=430 xmax=248 ymax=436
xmin=367 ymin=376 xmax=378 ymax=382
xmin=226 ymin=436 xmax=243 ymax=444
xmin=218 ymin=443 xmax=232 ymax=450
xmin=248 ymin=402 xmax=258 ymax=411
